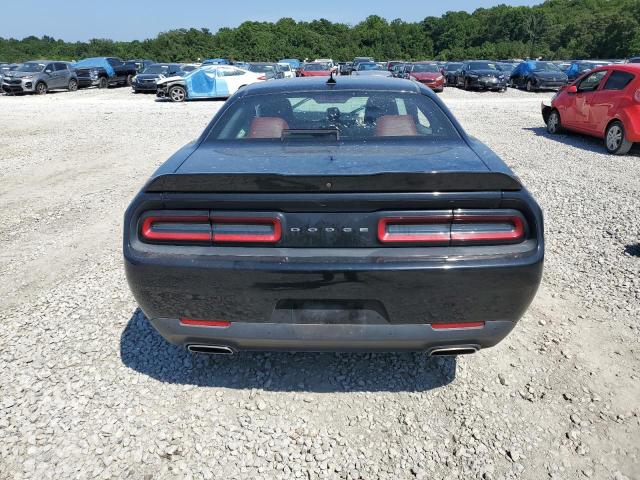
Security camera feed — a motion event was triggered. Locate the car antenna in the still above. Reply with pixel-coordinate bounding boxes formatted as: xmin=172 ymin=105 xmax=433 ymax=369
xmin=327 ymin=70 xmax=337 ymax=85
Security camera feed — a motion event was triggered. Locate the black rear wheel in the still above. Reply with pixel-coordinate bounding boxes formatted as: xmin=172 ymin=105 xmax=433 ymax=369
xmin=605 ymin=121 xmax=633 ymax=155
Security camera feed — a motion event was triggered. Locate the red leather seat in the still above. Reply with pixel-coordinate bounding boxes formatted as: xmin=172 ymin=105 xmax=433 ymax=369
xmin=375 ymin=115 xmax=418 ymax=137
xmin=248 ymin=117 xmax=289 ymax=139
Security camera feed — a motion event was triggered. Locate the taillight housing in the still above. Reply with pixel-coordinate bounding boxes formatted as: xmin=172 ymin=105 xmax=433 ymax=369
xmin=140 ymin=213 xmax=211 ymax=243
xmin=138 ymin=211 xmax=281 ymax=245
xmin=211 ymin=216 xmax=281 ymax=243
xmin=377 ymin=210 xmax=527 ymax=246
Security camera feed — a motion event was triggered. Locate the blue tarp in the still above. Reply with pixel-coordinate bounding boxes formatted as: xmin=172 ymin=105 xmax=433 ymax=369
xmin=202 ymin=58 xmax=230 ymax=65
xmin=511 ymin=61 xmax=536 ymax=77
xmin=73 ymin=58 xmax=115 ymax=77
xmin=183 ymin=67 xmax=229 ymax=98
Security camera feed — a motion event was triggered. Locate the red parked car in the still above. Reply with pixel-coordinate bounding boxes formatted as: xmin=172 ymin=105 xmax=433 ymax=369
xmin=403 ymin=62 xmax=445 ymax=93
xmin=299 ymin=63 xmax=332 ymax=77
xmin=542 ymin=64 xmax=640 ymax=154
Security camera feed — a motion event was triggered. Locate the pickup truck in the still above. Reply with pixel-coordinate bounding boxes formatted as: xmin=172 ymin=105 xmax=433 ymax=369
xmin=73 ymin=57 xmax=138 ymax=88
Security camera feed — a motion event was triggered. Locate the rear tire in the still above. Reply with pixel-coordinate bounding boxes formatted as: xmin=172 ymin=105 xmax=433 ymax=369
xmin=605 ymin=121 xmax=633 ymax=155
xmin=68 ymin=79 xmax=78 ymax=92
xmin=464 ymin=78 xmax=470 ymax=91
xmin=35 ymin=82 xmax=47 ymax=95
xmin=546 ymin=110 xmax=562 ymax=134
xmin=98 ymin=77 xmax=108 ymax=89
xmin=126 ymin=74 xmax=133 ymax=86
xmin=526 ymin=79 xmax=535 ymax=92
xmin=169 ymin=85 xmax=186 ymax=102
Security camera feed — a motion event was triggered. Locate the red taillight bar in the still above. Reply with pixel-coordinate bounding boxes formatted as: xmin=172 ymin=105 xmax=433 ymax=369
xmin=140 ymin=215 xmax=211 ymax=242
xmin=377 ymin=214 xmax=452 ymax=243
xmin=431 ymin=321 xmax=485 ymax=330
xmin=451 ymin=214 xmax=525 ymax=243
xmin=180 ymin=318 xmax=231 ymax=328
xmin=211 ymin=217 xmax=282 ymax=243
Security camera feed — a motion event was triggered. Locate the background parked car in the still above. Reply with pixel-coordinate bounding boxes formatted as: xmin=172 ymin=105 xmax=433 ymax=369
xmin=156 ymin=64 xmax=263 ymax=102
xmin=298 ymin=62 xmax=333 ymax=77
xmin=443 ymin=62 xmax=463 ymax=85
xmin=629 ymin=57 xmax=640 ymax=63
xmin=128 ymin=59 xmax=156 ymax=73
xmin=390 ymin=63 xmax=407 ymax=78
xmin=2 ymin=60 xmax=78 ymax=95
xmin=403 ymin=62 xmax=444 ymax=92
xmin=338 ymin=62 xmax=353 ymax=75
xmin=497 ymin=62 xmax=518 ymax=85
xmin=246 ymin=62 xmax=284 ymax=80
xmin=564 ymin=60 xmax=611 ymax=82
xmin=278 ymin=58 xmax=301 ymax=75
xmin=277 ymin=63 xmax=295 ymax=79
xmin=510 ymin=60 xmax=568 ymax=91
xmin=0 ymin=63 xmax=19 ymax=85
xmin=73 ymin=57 xmax=138 ymax=89
xmin=542 ymin=63 xmax=640 ymax=154
xmin=456 ymin=60 xmax=507 ymax=91
xmin=202 ymin=58 xmax=230 ymax=66
xmin=132 ymin=63 xmax=192 ymax=93
xmin=351 ymin=62 xmax=392 ymax=77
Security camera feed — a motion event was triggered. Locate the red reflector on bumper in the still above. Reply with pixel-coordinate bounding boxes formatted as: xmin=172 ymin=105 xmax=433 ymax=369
xmin=179 ymin=318 xmax=231 ymax=328
xmin=430 ymin=321 xmax=485 ymax=330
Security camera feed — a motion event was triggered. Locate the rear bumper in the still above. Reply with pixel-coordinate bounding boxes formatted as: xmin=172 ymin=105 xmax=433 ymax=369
xmin=125 ymin=246 xmax=543 ymax=351
xmin=150 ymin=318 xmax=516 ymax=353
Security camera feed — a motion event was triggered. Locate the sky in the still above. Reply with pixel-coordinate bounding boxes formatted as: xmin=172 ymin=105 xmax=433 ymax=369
xmin=2 ymin=0 xmax=540 ymax=42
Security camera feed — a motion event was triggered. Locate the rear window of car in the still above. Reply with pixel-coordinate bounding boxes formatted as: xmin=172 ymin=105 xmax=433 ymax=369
xmin=603 ymin=70 xmax=635 ymax=90
xmin=206 ymin=90 xmax=460 ymax=143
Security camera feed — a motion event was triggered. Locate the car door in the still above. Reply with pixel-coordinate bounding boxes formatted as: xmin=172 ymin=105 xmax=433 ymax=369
xmin=586 ymin=69 xmax=636 ymax=136
xmin=42 ymin=63 xmax=59 ymax=88
xmin=54 ymin=63 xmax=70 ymax=88
xmin=573 ymin=70 xmax=608 ymax=133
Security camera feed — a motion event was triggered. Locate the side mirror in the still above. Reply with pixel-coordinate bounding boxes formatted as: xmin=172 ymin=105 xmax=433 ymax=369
xmin=45 ymin=69 xmax=52 ymax=74
xmin=567 ymin=85 xmax=578 ymax=94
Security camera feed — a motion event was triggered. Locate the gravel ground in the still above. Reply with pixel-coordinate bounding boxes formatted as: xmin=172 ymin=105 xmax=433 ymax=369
xmin=0 ymin=86 xmax=638 ymax=480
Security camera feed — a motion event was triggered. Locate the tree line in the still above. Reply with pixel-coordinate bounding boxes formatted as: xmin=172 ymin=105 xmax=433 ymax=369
xmin=1 ymin=0 xmax=639 ymax=63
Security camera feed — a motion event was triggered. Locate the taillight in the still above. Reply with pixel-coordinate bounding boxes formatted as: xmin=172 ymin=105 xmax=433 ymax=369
xmin=377 ymin=210 xmax=526 ymax=246
xmin=377 ymin=213 xmax=452 ymax=244
xmin=140 ymin=214 xmax=211 ymax=243
xmin=211 ymin=217 xmax=281 ymax=243
xmin=450 ymin=212 xmax=525 ymax=245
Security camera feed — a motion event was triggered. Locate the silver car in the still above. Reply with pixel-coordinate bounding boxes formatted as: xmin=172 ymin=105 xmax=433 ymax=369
xmin=2 ymin=60 xmax=78 ymax=95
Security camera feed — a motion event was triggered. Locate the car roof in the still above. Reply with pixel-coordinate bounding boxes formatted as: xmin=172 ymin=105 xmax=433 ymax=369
xmin=235 ymin=76 xmax=423 ymax=97
xmin=594 ymin=63 xmax=640 ymax=73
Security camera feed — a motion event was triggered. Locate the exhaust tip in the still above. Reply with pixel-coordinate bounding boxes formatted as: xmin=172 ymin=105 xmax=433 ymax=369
xmin=429 ymin=346 xmax=479 ymax=356
xmin=187 ymin=345 xmax=235 ymax=355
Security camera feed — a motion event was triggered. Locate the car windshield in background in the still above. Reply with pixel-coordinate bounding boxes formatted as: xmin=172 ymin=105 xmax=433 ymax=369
xmin=498 ymin=63 xmax=516 ymax=72
xmin=532 ymin=62 xmax=560 ymax=72
xmin=412 ymin=64 xmax=440 ymax=73
xmin=208 ymin=90 xmax=459 ymax=142
xmin=445 ymin=63 xmax=463 ymax=70
xmin=358 ymin=63 xmax=384 ymax=71
xmin=16 ymin=62 xmax=45 ymax=72
xmin=468 ymin=62 xmax=498 ymax=70
xmin=578 ymin=63 xmax=608 ymax=72
xmin=304 ymin=63 xmax=329 ymax=71
xmin=250 ymin=64 xmax=276 ymax=73
xmin=143 ymin=65 xmax=171 ymax=74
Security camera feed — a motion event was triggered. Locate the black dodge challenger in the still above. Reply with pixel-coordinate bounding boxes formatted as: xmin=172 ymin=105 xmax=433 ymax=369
xmin=124 ymin=76 xmax=543 ymax=356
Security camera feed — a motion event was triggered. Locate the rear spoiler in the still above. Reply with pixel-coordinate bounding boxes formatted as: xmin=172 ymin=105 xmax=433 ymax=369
xmin=144 ymin=172 xmax=522 ymax=193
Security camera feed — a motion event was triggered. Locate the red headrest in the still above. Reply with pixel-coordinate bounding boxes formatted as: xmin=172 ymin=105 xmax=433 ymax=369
xmin=375 ymin=115 xmax=418 ymax=137
xmin=248 ymin=117 xmax=289 ymax=139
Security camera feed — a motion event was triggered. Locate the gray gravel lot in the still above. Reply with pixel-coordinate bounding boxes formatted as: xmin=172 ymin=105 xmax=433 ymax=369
xmin=0 ymin=86 xmax=638 ymax=480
